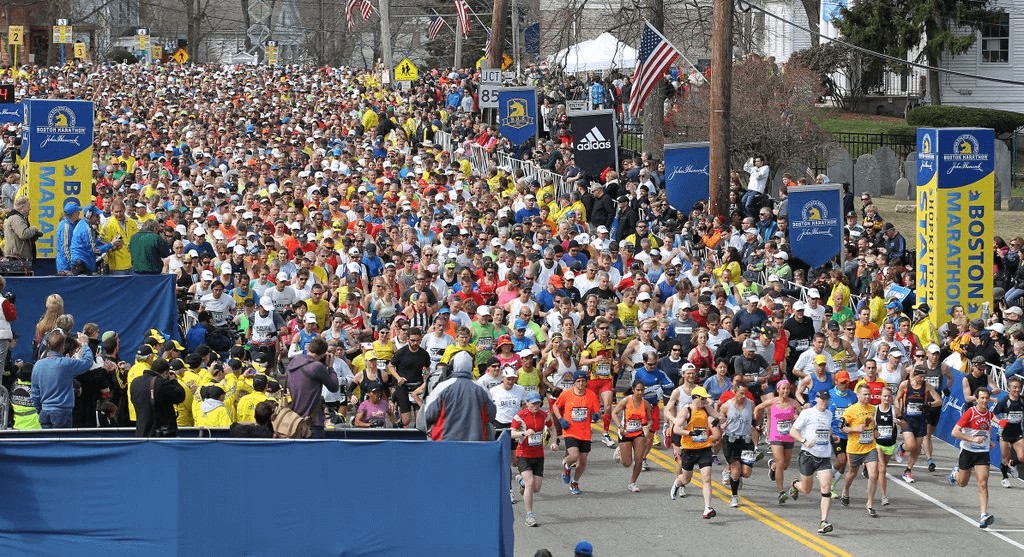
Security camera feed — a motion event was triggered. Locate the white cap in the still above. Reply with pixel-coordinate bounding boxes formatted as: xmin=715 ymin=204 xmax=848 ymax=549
xmin=220 ymin=263 xmax=232 ymax=275
xmin=988 ymin=323 xmax=1006 ymax=334
xmin=927 ymin=343 xmax=941 ymax=354
xmin=744 ymin=228 xmax=757 ymax=235
xmin=767 ymin=274 xmax=780 ymax=282
xmin=637 ymin=292 xmax=651 ymax=302
xmin=792 ymin=301 xmax=805 ymax=311
xmin=289 ymin=222 xmax=301 ymax=230
xmin=476 ymin=305 xmax=490 ymax=316
xmin=200 ymin=270 xmax=214 ymax=281
xmin=276 ymin=271 xmax=289 ymax=281
xmin=233 ymin=245 xmax=246 ymax=255
xmin=194 ymin=226 xmax=206 ymax=236
xmin=747 ymin=295 xmax=760 ymax=304
xmin=1006 ymin=307 xmax=1023 ymax=316
xmin=349 ymin=247 xmax=360 ymax=256
xmin=261 ymin=299 xmax=275 ymax=310
xmin=564 ymin=270 xmax=575 ymax=280
xmin=305 ymin=313 xmax=318 ymax=323
xmin=807 ymin=288 xmax=821 ymax=299
xmin=597 ymin=225 xmax=609 ymax=234
xmin=501 ymin=366 xmax=519 ymax=378
xmin=775 ymin=251 xmax=789 ymax=260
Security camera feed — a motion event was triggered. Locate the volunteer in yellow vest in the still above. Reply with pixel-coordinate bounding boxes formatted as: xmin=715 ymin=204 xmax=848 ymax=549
xmin=170 ymin=358 xmax=198 ymax=427
xmin=670 ymin=386 xmax=722 ymax=519
xmin=195 ymin=385 xmax=233 ymax=427
xmin=10 ymin=364 xmax=41 ymax=430
xmin=126 ymin=344 xmax=156 ymax=423
xmin=100 ymin=200 xmax=139 ymax=275
xmin=911 ymin=304 xmax=937 ymax=349
xmin=236 ymin=375 xmax=271 ymax=423
xmin=840 ymin=384 xmax=881 ymax=517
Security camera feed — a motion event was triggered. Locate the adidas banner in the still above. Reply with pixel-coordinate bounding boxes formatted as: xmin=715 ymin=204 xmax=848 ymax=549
xmin=664 ymin=142 xmax=709 ymax=214
xmin=570 ymin=110 xmax=617 ymax=177
xmin=498 ymin=87 xmax=538 ymax=146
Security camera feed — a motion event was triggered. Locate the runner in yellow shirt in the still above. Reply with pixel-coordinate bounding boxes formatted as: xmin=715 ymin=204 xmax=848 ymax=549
xmin=840 ymin=384 xmax=881 ymax=517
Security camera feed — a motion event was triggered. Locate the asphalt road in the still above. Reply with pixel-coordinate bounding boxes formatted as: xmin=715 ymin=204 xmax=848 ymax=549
xmin=512 ymin=426 xmax=1024 ymax=557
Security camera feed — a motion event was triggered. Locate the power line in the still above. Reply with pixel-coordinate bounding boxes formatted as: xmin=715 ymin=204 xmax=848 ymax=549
xmin=740 ymin=1 xmax=1024 ymax=87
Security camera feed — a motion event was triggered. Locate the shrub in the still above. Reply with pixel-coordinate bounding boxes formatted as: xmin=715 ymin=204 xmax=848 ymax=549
xmin=907 ymin=105 xmax=1024 ymax=136
xmin=107 ymin=49 xmax=138 ymax=64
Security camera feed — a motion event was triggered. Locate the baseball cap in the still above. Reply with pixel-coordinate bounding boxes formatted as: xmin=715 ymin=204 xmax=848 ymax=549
xmin=916 ymin=303 xmax=931 ymax=314
xmin=927 ymin=343 xmax=941 ymax=354
xmin=972 ymin=355 xmax=987 ymax=366
xmin=814 ymin=354 xmax=827 ymax=364
xmin=747 ymin=295 xmax=760 ymax=304
xmin=826 ymin=320 xmax=840 ymax=331
xmin=305 ymin=313 xmax=318 ymax=323
xmin=767 ymin=274 xmax=780 ymax=282
xmin=575 ymin=541 xmax=594 ymax=556
xmin=637 ymin=292 xmax=651 ymax=302
xmin=526 ymin=391 xmax=543 ymax=403
xmin=885 ymin=300 xmax=901 ymax=310
xmin=793 ymin=301 xmax=805 ymax=311
xmin=261 ymin=299 xmax=274 ymax=311
xmin=690 ymin=386 xmax=710 ymax=399
xmin=815 ymin=389 xmax=831 ymax=400
xmin=1006 ymin=306 xmax=1023 ymax=316
xmin=775 ymin=251 xmax=789 ymax=260
xmin=276 ymin=271 xmax=289 ymax=281
xmin=988 ymin=323 xmax=1006 ymax=334
xmin=835 ymin=371 xmax=851 ymax=384
xmin=572 ymin=370 xmax=588 ymax=381
xmin=807 ymin=288 xmax=821 ymax=299
xmin=476 ymin=305 xmax=490 ymax=316
xmin=514 ymin=319 xmax=529 ymax=330
xmin=200 ymin=270 xmax=214 ymax=281
xmin=681 ymin=362 xmax=696 ymax=372
xmin=742 ymin=339 xmax=757 ymax=351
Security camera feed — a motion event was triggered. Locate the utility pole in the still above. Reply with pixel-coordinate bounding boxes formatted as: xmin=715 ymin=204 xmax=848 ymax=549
xmin=455 ymin=27 xmax=463 ymax=69
xmin=511 ymin=0 xmax=520 ymax=76
xmin=708 ymin=0 xmax=734 ymax=218
xmin=488 ymin=0 xmax=507 ymax=69
xmin=640 ymin=0 xmax=666 ymax=159
xmin=379 ymin=0 xmax=393 ymax=80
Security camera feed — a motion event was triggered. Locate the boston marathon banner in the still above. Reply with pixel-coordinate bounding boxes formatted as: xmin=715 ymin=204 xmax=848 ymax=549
xmin=916 ymin=128 xmax=994 ymax=326
xmin=497 ymin=87 xmax=537 ymax=146
xmin=570 ymin=109 xmax=617 ymax=177
xmin=21 ymin=99 xmax=93 ymax=259
xmin=664 ymin=142 xmax=709 ymax=214
xmin=787 ymin=183 xmax=843 ymax=268
xmin=0 ymin=101 xmax=22 ymax=125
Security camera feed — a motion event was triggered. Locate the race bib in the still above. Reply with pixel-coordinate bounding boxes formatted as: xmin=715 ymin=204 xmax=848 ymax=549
xmin=906 ymin=402 xmax=922 ymax=416
xmin=796 ymin=339 xmax=810 ymax=351
xmin=571 ymin=407 xmax=588 ymax=422
xmin=626 ymin=419 xmax=642 ymax=433
xmin=527 ymin=432 xmax=543 ymax=446
xmin=690 ymin=427 xmax=708 ymax=443
xmin=815 ymin=429 xmax=831 ymax=445
xmin=740 ymin=450 xmax=756 ymax=465
xmin=769 ymin=364 xmax=779 ymax=377
xmin=777 ymin=419 xmax=792 ymax=436
xmin=596 ymin=363 xmax=612 ymax=377
xmin=926 ymin=375 xmax=939 ymax=388
xmin=859 ymin=430 xmax=874 ymax=444
xmin=679 ymin=326 xmax=693 ymax=336
xmin=833 ymin=408 xmax=845 ymax=421
xmin=1009 ymin=411 xmax=1023 ymax=424
xmin=376 ymin=360 xmax=388 ymax=371
xmin=877 ymin=425 xmax=893 ymax=439
xmin=478 ymin=337 xmax=493 ymax=351
xmin=624 ymin=326 xmax=636 ymax=336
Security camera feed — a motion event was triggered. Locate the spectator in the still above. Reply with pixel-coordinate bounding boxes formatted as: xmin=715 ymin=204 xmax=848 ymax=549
xmin=230 ymin=400 xmax=276 ymax=438
xmin=424 ymin=351 xmax=497 ymax=440
xmin=286 ymin=336 xmax=339 ymax=438
xmin=30 ymin=329 xmax=94 ymax=429
xmin=129 ymin=219 xmax=172 ymax=274
xmin=131 ymin=357 xmax=186 ymax=437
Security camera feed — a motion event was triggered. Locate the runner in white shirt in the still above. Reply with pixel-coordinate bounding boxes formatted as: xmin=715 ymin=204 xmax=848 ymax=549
xmin=491 ymin=368 xmax=527 ymax=427
xmin=804 ymin=289 xmax=826 ymax=332
xmin=787 ymin=389 xmax=836 ymax=534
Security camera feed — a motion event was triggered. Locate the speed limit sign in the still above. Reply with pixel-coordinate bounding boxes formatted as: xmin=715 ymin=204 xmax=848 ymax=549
xmin=479 ymin=69 xmax=501 ymax=109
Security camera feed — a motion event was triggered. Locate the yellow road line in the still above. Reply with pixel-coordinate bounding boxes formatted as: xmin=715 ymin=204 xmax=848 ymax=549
xmin=592 ymin=424 xmax=851 ymax=557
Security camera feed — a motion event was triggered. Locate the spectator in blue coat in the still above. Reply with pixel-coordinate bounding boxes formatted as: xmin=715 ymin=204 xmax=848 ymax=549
xmin=31 ymin=329 xmax=94 ymax=428
xmin=70 ymin=204 xmax=120 ymax=275
xmin=55 ymin=199 xmax=82 ymax=274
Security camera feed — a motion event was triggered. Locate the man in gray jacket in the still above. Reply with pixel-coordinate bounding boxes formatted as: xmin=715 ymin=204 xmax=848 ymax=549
xmin=286 ymin=337 xmax=339 ymax=438
xmin=424 ymin=352 xmax=496 ymax=441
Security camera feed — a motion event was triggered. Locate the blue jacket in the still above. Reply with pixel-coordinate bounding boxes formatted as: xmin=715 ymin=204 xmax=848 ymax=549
xmin=70 ymin=219 xmax=113 ymax=272
xmin=55 ymin=217 xmax=76 ymax=272
xmin=185 ymin=323 xmax=208 ymax=353
xmin=31 ymin=346 xmax=95 ymax=412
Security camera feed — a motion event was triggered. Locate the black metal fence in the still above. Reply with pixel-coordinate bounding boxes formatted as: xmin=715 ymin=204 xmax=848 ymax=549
xmin=828 ymin=132 xmax=917 ymax=161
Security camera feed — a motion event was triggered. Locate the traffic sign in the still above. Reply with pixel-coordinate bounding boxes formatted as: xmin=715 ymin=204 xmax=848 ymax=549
xmin=394 ymin=58 xmax=418 ymax=81
xmin=8 ymin=26 xmax=23 ymax=46
xmin=52 ymin=25 xmax=72 ymax=44
xmin=479 ymin=68 xmax=501 ymax=109
xmin=501 ymin=53 xmax=512 ymax=70
xmin=136 ymin=34 xmax=147 ymax=51
xmin=173 ymin=48 xmax=189 ymax=64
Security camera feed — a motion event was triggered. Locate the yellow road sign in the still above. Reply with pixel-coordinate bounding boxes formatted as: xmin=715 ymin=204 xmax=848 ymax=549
xmin=136 ymin=35 xmax=147 ymax=51
xmin=394 ymin=58 xmax=418 ymax=81
xmin=8 ymin=26 xmax=23 ymax=46
xmin=153 ymin=45 xmax=163 ymax=60
xmin=52 ymin=25 xmax=72 ymax=44
xmin=74 ymin=42 xmax=86 ymax=59
xmin=173 ymin=48 xmax=189 ymax=64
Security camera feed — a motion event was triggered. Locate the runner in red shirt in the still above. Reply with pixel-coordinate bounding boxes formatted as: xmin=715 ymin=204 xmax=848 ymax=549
xmin=551 ymin=370 xmax=602 ymax=496
xmin=511 ymin=391 xmax=551 ymax=527
xmin=950 ymin=388 xmax=997 ymax=528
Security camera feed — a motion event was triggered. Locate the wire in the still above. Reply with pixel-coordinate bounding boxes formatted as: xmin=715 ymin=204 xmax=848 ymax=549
xmin=740 ymin=0 xmax=1024 ymax=87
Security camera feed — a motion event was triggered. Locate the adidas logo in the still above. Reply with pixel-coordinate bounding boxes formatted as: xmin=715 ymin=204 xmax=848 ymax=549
xmin=576 ymin=126 xmax=612 ymax=151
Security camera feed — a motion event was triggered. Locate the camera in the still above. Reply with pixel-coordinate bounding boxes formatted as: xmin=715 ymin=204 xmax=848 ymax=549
xmin=3 ymin=291 xmax=14 ymax=304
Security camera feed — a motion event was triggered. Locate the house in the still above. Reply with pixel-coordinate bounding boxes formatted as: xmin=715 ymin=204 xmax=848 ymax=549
xmin=937 ymin=9 xmax=1023 ymax=112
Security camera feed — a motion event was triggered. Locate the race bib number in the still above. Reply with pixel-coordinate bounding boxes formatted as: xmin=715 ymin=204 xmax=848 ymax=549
xmin=815 ymin=429 xmax=831 ymax=445
xmin=528 ymin=432 xmax=543 ymax=446
xmin=906 ymin=402 xmax=922 ymax=416
xmin=833 ymin=408 xmax=845 ymax=421
xmin=679 ymin=326 xmax=693 ymax=336
xmin=376 ymin=360 xmax=388 ymax=371
xmin=877 ymin=425 xmax=893 ymax=439
xmin=626 ymin=419 xmax=642 ymax=433
xmin=740 ymin=450 xmax=756 ymax=465
xmin=777 ymin=419 xmax=792 ymax=436
xmin=859 ymin=430 xmax=874 ymax=444
xmin=596 ymin=363 xmax=612 ymax=377
xmin=926 ymin=375 xmax=940 ymax=388
xmin=478 ymin=337 xmax=493 ymax=351
xmin=690 ymin=427 xmax=708 ymax=443
xmin=769 ymin=364 xmax=779 ymax=377
xmin=796 ymin=339 xmax=809 ymax=351
xmin=572 ymin=407 xmax=588 ymax=422
xmin=1009 ymin=411 xmax=1023 ymax=424
xmin=624 ymin=326 xmax=636 ymax=336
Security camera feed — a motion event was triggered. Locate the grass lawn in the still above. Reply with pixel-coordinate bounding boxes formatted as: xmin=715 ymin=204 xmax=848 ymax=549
xmin=816 ymin=112 xmax=914 ymax=136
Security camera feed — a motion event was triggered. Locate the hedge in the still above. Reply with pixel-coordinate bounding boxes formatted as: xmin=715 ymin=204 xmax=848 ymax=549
xmin=907 ymin=105 xmax=1024 ymax=136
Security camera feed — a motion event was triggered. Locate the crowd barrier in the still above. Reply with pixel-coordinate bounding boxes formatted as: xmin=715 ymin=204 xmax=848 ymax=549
xmin=0 ymin=434 xmax=515 ymax=556
xmin=436 ymin=131 xmax=570 ymax=198
xmin=7 ymin=274 xmax=179 ymax=361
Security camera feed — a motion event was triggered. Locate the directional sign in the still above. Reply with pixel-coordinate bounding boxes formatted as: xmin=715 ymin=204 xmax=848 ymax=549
xmin=8 ymin=26 xmax=23 ymax=46
xmin=479 ymin=68 xmax=501 ymax=109
xmin=173 ymin=48 xmax=189 ymax=64
xmin=266 ymin=41 xmax=279 ymax=65
xmin=394 ymin=58 xmax=418 ymax=81
xmin=74 ymin=42 xmax=86 ymax=59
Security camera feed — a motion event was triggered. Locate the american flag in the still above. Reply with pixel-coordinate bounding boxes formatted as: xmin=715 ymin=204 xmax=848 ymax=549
xmin=629 ymin=21 xmax=680 ymax=117
xmin=360 ymin=0 xmax=374 ymax=21
xmin=455 ymin=0 xmax=470 ymax=36
xmin=345 ymin=0 xmax=358 ymax=31
xmin=428 ymin=16 xmax=445 ymax=40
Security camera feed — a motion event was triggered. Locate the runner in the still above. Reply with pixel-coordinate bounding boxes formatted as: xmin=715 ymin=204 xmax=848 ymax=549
xmin=543 ymin=339 xmax=579 ymax=447
xmin=720 ymin=382 xmax=757 ymax=507
xmin=550 ymin=370 xmax=602 ymax=495
xmin=579 ymin=317 xmax=618 ymax=448
xmin=921 ymin=343 xmax=955 ymax=472
xmin=612 ymin=381 xmax=653 ymax=492
xmin=992 ymin=378 xmax=1023 ymax=488
xmin=755 ymin=379 xmax=800 ymax=504
xmin=511 ymin=391 xmax=550 ymax=527
xmin=873 ymin=387 xmax=898 ymax=506
xmin=840 ymin=384 xmax=881 ymax=518
xmin=795 ymin=354 xmax=833 ymax=408
xmin=949 ymin=387 xmax=996 ymax=528
xmin=827 ymin=371 xmax=857 ymax=497
xmin=788 ymin=389 xmax=836 ymax=534
xmin=632 ymin=351 xmax=674 ymax=471
xmin=670 ymin=386 xmax=723 ymax=520
xmin=894 ymin=367 xmax=942 ymax=483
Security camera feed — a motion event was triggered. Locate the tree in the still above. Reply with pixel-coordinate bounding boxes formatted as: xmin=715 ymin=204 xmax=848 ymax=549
xmin=672 ymin=56 xmax=829 ymax=179
xmin=790 ymin=42 xmax=867 ymax=111
xmin=835 ymin=0 xmax=1002 ymax=105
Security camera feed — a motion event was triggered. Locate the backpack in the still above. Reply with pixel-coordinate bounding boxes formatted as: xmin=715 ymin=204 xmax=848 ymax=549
xmin=271 ymin=401 xmax=311 ymax=439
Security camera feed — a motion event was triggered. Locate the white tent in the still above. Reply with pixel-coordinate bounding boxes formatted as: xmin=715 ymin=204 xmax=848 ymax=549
xmin=548 ymin=33 xmax=637 ymax=73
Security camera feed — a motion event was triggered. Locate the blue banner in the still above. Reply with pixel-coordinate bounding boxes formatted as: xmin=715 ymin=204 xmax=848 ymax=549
xmin=787 ymin=184 xmax=843 ymax=268
xmin=664 ymin=142 xmax=709 ymax=214
xmin=0 ymin=102 xmax=22 ymax=124
xmin=498 ymin=87 xmax=537 ymax=146
xmin=0 ymin=436 xmax=514 ymax=556
xmin=936 ymin=367 xmax=1006 ymax=467
xmin=524 ymin=23 xmax=541 ymax=60
xmin=7 ymin=275 xmax=178 ymax=361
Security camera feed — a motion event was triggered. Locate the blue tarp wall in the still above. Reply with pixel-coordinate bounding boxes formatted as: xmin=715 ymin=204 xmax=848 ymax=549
xmin=6 ymin=275 xmax=178 ymax=361
xmin=935 ymin=368 xmax=1008 ymax=466
xmin=0 ymin=436 xmax=514 ymax=557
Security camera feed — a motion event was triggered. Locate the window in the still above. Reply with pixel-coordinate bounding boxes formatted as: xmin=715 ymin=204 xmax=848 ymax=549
xmin=981 ymin=12 xmax=1009 ymax=63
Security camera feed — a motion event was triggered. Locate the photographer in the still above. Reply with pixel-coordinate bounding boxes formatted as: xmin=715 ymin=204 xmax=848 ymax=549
xmin=0 ymin=276 xmax=14 ymax=369
xmin=130 ymin=357 xmax=186 ymax=438
xmin=3 ymin=196 xmax=41 ymax=261
xmin=286 ymin=336 xmax=339 ymax=438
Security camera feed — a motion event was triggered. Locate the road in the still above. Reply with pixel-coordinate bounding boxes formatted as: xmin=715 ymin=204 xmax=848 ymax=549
xmin=512 ymin=425 xmax=1024 ymax=557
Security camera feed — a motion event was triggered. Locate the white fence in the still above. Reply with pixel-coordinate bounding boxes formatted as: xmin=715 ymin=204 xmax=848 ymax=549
xmin=436 ymin=131 xmax=571 ymax=198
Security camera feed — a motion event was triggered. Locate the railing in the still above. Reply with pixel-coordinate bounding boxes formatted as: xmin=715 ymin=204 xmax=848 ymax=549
xmin=436 ymin=130 xmax=570 ymax=198
xmin=828 ymin=131 xmax=916 ymax=161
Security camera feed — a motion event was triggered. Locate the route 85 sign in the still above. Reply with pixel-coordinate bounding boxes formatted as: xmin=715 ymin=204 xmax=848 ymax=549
xmin=787 ymin=184 xmax=842 ymax=268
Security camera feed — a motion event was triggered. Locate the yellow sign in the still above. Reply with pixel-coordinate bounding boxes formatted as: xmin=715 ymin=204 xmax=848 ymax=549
xmin=8 ymin=26 xmax=23 ymax=46
xmin=74 ymin=42 xmax=86 ymax=59
xmin=266 ymin=46 xmax=279 ymax=65
xmin=52 ymin=25 xmax=73 ymax=44
xmin=475 ymin=54 xmax=513 ymax=70
xmin=394 ymin=58 xmax=418 ymax=81
xmin=136 ymin=35 xmax=147 ymax=51
xmin=153 ymin=45 xmax=163 ymax=60
xmin=173 ymin=48 xmax=189 ymax=64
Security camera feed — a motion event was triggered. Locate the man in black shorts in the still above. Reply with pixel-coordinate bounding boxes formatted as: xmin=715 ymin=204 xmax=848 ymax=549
xmin=949 ymin=388 xmax=996 ymax=528
xmin=388 ymin=327 xmax=431 ymax=427
xmin=788 ymin=390 xmax=836 ymax=534
xmin=994 ymin=378 xmax=1024 ymax=487
xmin=670 ymin=387 xmax=722 ymax=519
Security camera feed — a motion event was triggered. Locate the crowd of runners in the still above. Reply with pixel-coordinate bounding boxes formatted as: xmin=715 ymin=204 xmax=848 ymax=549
xmin=0 ymin=61 xmax=1020 ymax=537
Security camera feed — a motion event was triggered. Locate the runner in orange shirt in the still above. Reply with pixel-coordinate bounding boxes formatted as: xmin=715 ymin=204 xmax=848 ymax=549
xmin=551 ymin=370 xmax=602 ymax=495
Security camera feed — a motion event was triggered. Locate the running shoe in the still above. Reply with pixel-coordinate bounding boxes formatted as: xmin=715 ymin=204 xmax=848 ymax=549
xmin=641 ymin=458 xmax=650 ymax=471
xmin=866 ymin=505 xmax=878 ymax=518
xmin=562 ymin=462 xmax=571 ymax=484
xmin=524 ymin=512 xmax=537 ymax=527
xmin=980 ymin=513 xmax=995 ymax=529
xmin=516 ymin=474 xmax=525 ymax=495
xmin=730 ymin=495 xmax=740 ymax=507
xmin=789 ymin=479 xmax=799 ymax=501
xmin=948 ymin=466 xmax=959 ymax=486
xmin=703 ymin=506 xmax=716 ymax=519
xmin=510 ymin=489 xmax=516 ymax=504
xmin=570 ymin=481 xmax=582 ymax=495
xmin=628 ymin=482 xmax=641 ymax=493
xmin=613 ymin=446 xmax=621 ymax=463
xmin=602 ymin=433 xmax=615 ymax=448
xmin=928 ymin=459 xmax=936 ymax=472
xmin=670 ymin=481 xmax=682 ymax=500
xmin=722 ymin=467 xmax=731 ymax=484
xmin=778 ymin=491 xmax=788 ymax=504
xmin=1001 ymin=477 xmax=1011 ymax=488
xmin=712 ymin=454 xmax=721 ymax=466
xmin=818 ymin=521 xmax=834 ymax=534
xmin=755 ymin=449 xmax=766 ymax=462
xmin=840 ymin=493 xmax=850 ymax=507
xmin=1011 ymin=462 xmax=1021 ymax=479
xmin=768 ymin=458 xmax=776 ymax=481
xmin=591 ymin=412 xmax=600 ymax=423
xmin=895 ymin=443 xmax=905 ymax=464
xmin=882 ymin=497 xmax=890 ymax=506
xmin=902 ymin=470 xmax=915 ymax=484
xmin=653 ymin=432 xmax=661 ymax=446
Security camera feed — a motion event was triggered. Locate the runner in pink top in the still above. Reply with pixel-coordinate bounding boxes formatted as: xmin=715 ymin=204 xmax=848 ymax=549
xmin=755 ymin=380 xmax=801 ymax=504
